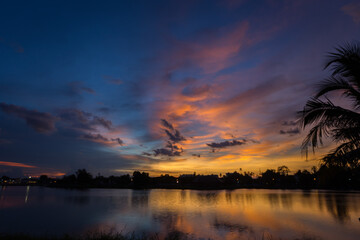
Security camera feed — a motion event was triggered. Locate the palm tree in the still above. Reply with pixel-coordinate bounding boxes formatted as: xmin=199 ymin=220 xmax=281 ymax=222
xmin=299 ymin=42 xmax=360 ymax=168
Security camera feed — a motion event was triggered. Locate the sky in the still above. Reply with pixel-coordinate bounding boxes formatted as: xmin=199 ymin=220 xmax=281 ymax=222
xmin=1 ymin=0 xmax=360 ymax=177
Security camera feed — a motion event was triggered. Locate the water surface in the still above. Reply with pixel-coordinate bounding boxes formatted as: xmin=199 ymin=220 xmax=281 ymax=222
xmin=0 ymin=186 xmax=359 ymax=239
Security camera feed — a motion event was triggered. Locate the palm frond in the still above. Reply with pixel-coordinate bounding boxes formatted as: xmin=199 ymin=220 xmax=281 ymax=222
xmin=325 ymin=42 xmax=360 ymax=88
xmin=299 ymin=98 xmax=360 ymax=129
xmin=298 ymin=98 xmax=360 ymax=156
xmin=332 ymin=126 xmax=360 ymax=142
xmin=301 ymin=123 xmax=327 ymax=157
xmin=323 ymin=140 xmax=360 ymax=168
xmin=301 ymin=43 xmax=360 ymax=168
xmin=315 ymin=76 xmax=360 ymax=108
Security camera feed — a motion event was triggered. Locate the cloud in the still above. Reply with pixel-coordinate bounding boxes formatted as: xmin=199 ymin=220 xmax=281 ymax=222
xmin=161 ymin=20 xmax=250 ymax=74
xmin=58 ymin=109 xmax=113 ymax=131
xmin=279 ymin=128 xmax=300 ymax=135
xmin=222 ymin=76 xmax=289 ymax=108
xmin=33 ymin=172 xmax=66 ymax=178
xmin=0 ymin=104 xmax=125 ymax=148
xmin=165 ymin=141 xmax=182 ymax=150
xmin=104 ymin=76 xmax=123 ymax=85
xmin=182 ymin=84 xmax=211 ymax=98
xmin=92 ymin=116 xmax=113 ymax=130
xmin=149 ymin=119 xmax=186 ymax=157
xmin=57 ymin=108 xmax=123 ymax=148
xmin=161 ymin=119 xmax=174 ymax=131
xmin=165 ymin=129 xmax=186 ymax=143
xmin=0 ymin=161 xmax=36 ymax=168
xmin=81 ymin=133 xmax=108 ymax=142
xmin=206 ymin=139 xmax=248 ymax=149
xmin=142 ymin=152 xmax=152 ymax=157
xmin=0 ymin=103 xmax=123 ymax=150
xmin=161 ymin=119 xmax=185 ymax=143
xmin=0 ymin=139 xmax=12 ymax=144
xmin=0 ymin=103 xmax=57 ymax=133
xmin=153 ymin=148 xmax=182 ymax=156
xmin=80 ymin=133 xmax=124 ymax=146
xmin=281 ymin=120 xmax=297 ymax=126
xmin=1 ymin=1 xmax=351 ymax=175
xmin=342 ymin=3 xmax=360 ymax=24
xmin=112 ymin=137 xmax=124 ymax=146
xmin=64 ymin=81 xmax=95 ymax=96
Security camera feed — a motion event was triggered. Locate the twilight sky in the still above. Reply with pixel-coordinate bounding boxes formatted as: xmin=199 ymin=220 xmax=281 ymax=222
xmin=1 ymin=0 xmax=360 ymax=177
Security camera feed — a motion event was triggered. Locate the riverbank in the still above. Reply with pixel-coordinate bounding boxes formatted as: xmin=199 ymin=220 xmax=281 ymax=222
xmin=3 ymin=165 xmax=360 ymax=190
xmin=3 ymin=183 xmax=360 ymax=191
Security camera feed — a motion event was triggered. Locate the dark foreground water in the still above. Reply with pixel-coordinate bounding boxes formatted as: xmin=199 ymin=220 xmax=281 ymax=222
xmin=0 ymin=186 xmax=359 ymax=240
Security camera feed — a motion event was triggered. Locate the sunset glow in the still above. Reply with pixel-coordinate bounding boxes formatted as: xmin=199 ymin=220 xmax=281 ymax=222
xmin=1 ymin=0 xmax=360 ymax=177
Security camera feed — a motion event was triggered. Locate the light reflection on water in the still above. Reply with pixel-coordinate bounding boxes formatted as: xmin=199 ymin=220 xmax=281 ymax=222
xmin=0 ymin=186 xmax=359 ymax=239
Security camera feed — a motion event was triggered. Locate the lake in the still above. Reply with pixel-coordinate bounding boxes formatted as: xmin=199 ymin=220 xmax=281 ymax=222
xmin=0 ymin=186 xmax=359 ymax=239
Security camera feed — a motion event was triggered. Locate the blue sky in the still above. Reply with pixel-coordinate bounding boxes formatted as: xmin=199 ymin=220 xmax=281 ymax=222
xmin=1 ymin=0 xmax=360 ymax=177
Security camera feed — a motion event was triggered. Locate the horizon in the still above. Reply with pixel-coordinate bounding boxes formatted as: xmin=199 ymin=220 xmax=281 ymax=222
xmin=1 ymin=0 xmax=360 ymax=178
xmin=0 ymin=165 xmax=301 ymax=179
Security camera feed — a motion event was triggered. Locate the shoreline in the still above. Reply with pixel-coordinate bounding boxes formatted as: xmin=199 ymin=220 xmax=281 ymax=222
xmin=2 ymin=184 xmax=360 ymax=192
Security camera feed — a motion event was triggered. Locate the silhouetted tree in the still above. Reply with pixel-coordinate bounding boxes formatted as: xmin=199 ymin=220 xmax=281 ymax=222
xmin=153 ymin=174 xmax=177 ymax=186
xmin=39 ymin=175 xmax=49 ymax=185
xmin=316 ymin=165 xmax=350 ymax=189
xmin=299 ymin=42 xmax=360 ymax=168
xmin=108 ymin=174 xmax=131 ymax=187
xmin=61 ymin=174 xmax=76 ymax=185
xmin=132 ymin=171 xmax=151 ymax=187
xmin=294 ymin=170 xmax=315 ymax=188
xmin=223 ymin=171 xmax=242 ymax=185
xmin=76 ymin=169 xmax=93 ymax=184
xmin=240 ymin=171 xmax=254 ymax=186
xmin=261 ymin=169 xmax=279 ymax=187
xmin=277 ymin=166 xmax=290 ymax=176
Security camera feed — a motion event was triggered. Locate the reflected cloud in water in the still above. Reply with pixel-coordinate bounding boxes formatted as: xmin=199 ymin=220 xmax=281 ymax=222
xmin=0 ymin=187 xmax=359 ymax=240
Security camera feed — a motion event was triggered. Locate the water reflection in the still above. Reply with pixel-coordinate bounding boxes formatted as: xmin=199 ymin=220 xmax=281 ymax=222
xmin=0 ymin=188 xmax=359 ymax=240
xmin=64 ymin=195 xmax=90 ymax=205
xmin=131 ymin=190 xmax=149 ymax=209
xmin=195 ymin=191 xmax=219 ymax=205
xmin=25 ymin=185 xmax=30 ymax=203
xmin=320 ymin=193 xmax=350 ymax=223
xmin=280 ymin=194 xmax=293 ymax=210
xmin=152 ymin=211 xmax=179 ymax=233
xmin=267 ymin=193 xmax=280 ymax=208
xmin=213 ymin=218 xmax=253 ymax=234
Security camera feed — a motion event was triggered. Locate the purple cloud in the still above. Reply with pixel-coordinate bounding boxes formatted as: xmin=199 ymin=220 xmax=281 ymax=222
xmin=58 ymin=109 xmax=113 ymax=131
xmin=207 ymin=139 xmax=248 ymax=149
xmin=342 ymin=3 xmax=360 ymax=24
xmin=0 ymin=103 xmax=57 ymax=134
xmin=279 ymin=128 xmax=300 ymax=135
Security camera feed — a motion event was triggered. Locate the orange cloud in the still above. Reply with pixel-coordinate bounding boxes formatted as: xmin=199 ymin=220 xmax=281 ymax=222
xmin=0 ymin=161 xmax=36 ymax=168
xmin=30 ymin=172 xmax=66 ymax=178
xmin=124 ymin=14 xmax=330 ymax=175
xmin=342 ymin=2 xmax=360 ymax=24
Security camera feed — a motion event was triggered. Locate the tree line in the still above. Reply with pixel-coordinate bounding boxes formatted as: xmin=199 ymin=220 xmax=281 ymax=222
xmin=3 ymin=164 xmax=358 ymax=190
